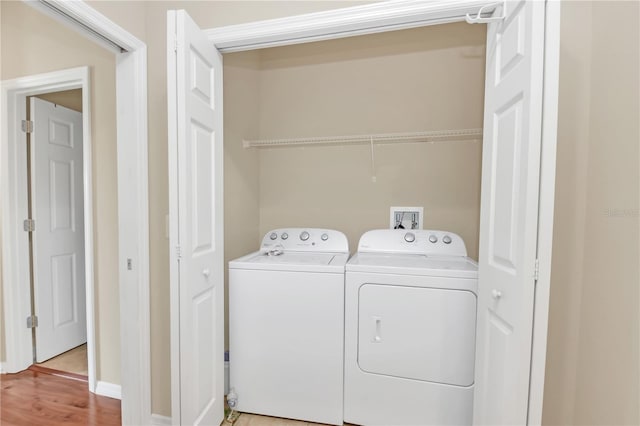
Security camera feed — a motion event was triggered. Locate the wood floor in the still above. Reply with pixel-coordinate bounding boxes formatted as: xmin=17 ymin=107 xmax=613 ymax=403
xmin=0 ymin=368 xmax=120 ymax=425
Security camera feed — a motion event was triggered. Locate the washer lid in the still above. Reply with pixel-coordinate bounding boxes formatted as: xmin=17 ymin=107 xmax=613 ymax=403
xmin=347 ymin=253 xmax=478 ymax=278
xmin=229 ymin=251 xmax=349 ymax=273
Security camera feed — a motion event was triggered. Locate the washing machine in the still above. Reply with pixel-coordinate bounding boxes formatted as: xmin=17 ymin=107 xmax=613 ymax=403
xmin=344 ymin=229 xmax=478 ymax=425
xmin=228 ymin=228 xmax=349 ymax=425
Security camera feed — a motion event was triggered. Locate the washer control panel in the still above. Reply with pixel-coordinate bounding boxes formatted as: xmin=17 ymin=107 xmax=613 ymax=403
xmin=261 ymin=228 xmax=349 ymax=253
xmin=358 ymin=229 xmax=467 ymax=256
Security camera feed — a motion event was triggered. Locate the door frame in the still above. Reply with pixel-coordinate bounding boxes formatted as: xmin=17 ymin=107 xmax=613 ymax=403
xmin=1 ymin=67 xmax=95 ymax=382
xmin=0 ymin=1 xmax=151 ymax=424
xmin=190 ymin=0 xmax=559 ymax=423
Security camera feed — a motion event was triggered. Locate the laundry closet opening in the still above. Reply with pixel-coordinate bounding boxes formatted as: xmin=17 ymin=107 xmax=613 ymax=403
xmin=222 ymin=22 xmax=487 ymax=348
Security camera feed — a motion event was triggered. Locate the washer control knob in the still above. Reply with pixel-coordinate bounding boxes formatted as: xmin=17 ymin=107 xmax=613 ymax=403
xmin=269 ymin=232 xmax=278 ymax=240
xmin=404 ymin=232 xmax=416 ymax=243
xmin=300 ymin=231 xmax=310 ymax=241
xmin=281 ymin=233 xmax=288 ymax=240
xmin=321 ymin=233 xmax=329 ymax=241
xmin=429 ymin=234 xmax=438 ymax=243
xmin=443 ymin=235 xmax=452 ymax=244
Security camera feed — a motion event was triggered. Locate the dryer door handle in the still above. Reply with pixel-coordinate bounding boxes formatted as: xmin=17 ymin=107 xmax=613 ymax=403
xmin=373 ymin=316 xmax=382 ymax=343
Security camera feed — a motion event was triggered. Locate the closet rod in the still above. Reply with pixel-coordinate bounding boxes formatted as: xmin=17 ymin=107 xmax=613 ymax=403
xmin=243 ymin=128 xmax=483 ymax=149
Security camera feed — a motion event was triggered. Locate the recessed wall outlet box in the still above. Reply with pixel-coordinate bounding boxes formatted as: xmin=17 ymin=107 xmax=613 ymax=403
xmin=390 ymin=207 xmax=424 ymax=230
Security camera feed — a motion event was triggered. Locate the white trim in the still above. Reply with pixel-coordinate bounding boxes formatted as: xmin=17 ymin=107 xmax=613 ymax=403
xmin=26 ymin=0 xmax=141 ymax=53
xmin=150 ymin=414 xmax=173 ymax=426
xmin=528 ymin=1 xmax=561 ymax=424
xmin=167 ymin=11 xmax=181 ymax=424
xmin=115 ymin=44 xmax=151 ymax=426
xmin=95 ymin=380 xmax=122 ymax=400
xmin=11 ymin=2 xmax=151 ymax=425
xmin=1 ymin=79 xmax=34 ymax=375
xmin=0 ymin=68 xmax=97 ymax=392
xmin=205 ymin=0 xmax=500 ymax=52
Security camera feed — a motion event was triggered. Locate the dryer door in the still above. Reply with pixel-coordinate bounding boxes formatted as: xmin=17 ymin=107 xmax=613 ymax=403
xmin=358 ymin=283 xmax=477 ymax=386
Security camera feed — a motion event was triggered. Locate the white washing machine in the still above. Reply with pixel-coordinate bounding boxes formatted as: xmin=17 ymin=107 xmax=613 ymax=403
xmin=228 ymin=228 xmax=349 ymax=425
xmin=344 ymin=229 xmax=478 ymax=425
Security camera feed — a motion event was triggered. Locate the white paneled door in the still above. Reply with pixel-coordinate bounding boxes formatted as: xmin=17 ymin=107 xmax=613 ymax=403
xmin=474 ymin=1 xmax=545 ymax=424
xmin=168 ymin=9 xmax=224 ymax=425
xmin=31 ymin=97 xmax=86 ymax=363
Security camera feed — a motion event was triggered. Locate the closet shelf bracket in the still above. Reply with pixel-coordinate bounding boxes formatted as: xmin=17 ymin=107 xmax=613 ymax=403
xmin=465 ymin=2 xmax=506 ymax=24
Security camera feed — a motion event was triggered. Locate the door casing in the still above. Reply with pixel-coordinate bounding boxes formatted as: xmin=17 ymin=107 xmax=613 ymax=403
xmin=1 ymin=68 xmax=95 ymax=387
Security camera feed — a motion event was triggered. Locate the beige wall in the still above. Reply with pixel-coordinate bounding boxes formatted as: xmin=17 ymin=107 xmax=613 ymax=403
xmin=543 ymin=2 xmax=640 ymax=425
xmin=254 ymin=24 xmax=485 ymax=256
xmin=0 ymin=2 xmax=120 ymax=383
xmin=223 ymin=50 xmax=261 ymax=354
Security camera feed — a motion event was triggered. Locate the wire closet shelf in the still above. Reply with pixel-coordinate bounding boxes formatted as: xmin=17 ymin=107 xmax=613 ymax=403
xmin=242 ymin=128 xmax=483 ymax=149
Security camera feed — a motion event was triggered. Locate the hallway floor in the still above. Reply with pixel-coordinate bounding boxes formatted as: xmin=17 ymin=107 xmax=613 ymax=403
xmin=37 ymin=344 xmax=87 ymax=376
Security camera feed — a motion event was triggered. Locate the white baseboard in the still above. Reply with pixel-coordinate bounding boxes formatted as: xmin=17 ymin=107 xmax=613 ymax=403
xmin=95 ymin=380 xmax=122 ymax=400
xmin=0 ymin=362 xmax=4 ymax=374
xmin=151 ymin=413 xmax=172 ymax=425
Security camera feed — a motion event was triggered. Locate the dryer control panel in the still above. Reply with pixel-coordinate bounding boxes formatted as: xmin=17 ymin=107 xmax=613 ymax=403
xmin=261 ymin=228 xmax=349 ymax=253
xmin=357 ymin=229 xmax=467 ymax=257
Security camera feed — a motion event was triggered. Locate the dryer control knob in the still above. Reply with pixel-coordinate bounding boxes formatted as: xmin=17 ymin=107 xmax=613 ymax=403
xmin=270 ymin=232 xmax=278 ymax=240
xmin=321 ymin=233 xmax=329 ymax=241
xmin=429 ymin=234 xmax=438 ymax=243
xmin=404 ymin=232 xmax=416 ymax=243
xmin=300 ymin=231 xmax=310 ymax=241
xmin=443 ymin=235 xmax=452 ymax=244
xmin=281 ymin=233 xmax=288 ymax=240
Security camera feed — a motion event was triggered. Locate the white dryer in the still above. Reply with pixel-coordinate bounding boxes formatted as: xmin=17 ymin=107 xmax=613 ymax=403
xmin=228 ymin=228 xmax=349 ymax=425
xmin=344 ymin=229 xmax=478 ymax=425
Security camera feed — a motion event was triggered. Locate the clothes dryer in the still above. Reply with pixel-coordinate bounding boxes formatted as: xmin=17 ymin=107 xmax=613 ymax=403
xmin=229 ymin=228 xmax=349 ymax=425
xmin=344 ymin=229 xmax=478 ymax=425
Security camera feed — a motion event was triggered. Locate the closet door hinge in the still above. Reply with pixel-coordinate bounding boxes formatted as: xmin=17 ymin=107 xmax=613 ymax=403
xmin=26 ymin=315 xmax=38 ymax=329
xmin=23 ymin=219 xmax=35 ymax=232
xmin=533 ymin=258 xmax=540 ymax=282
xmin=173 ymin=37 xmax=178 ymax=53
xmin=21 ymin=120 xmax=33 ymax=133
xmin=176 ymin=245 xmax=182 ymax=259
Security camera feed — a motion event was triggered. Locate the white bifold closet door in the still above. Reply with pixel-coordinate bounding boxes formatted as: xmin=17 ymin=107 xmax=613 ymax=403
xmin=168 ymin=9 xmax=225 ymax=426
xmin=30 ymin=97 xmax=87 ymax=363
xmin=474 ymin=1 xmax=546 ymax=424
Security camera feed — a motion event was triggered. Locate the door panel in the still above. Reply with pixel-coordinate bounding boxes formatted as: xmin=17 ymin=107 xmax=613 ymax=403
xmin=31 ymin=97 xmax=86 ymax=363
xmin=168 ymin=9 xmax=224 ymax=425
xmin=474 ymin=1 xmax=545 ymax=424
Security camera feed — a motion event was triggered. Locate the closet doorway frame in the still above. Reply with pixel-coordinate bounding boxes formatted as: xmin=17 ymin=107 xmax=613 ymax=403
xmin=202 ymin=1 xmax=560 ymax=423
xmin=0 ymin=1 xmax=151 ymax=424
